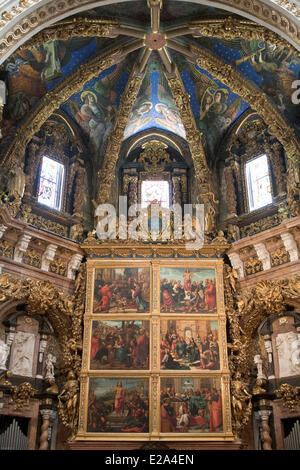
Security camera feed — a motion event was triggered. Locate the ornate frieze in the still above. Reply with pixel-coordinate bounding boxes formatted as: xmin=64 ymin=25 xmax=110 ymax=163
xmin=228 ymin=215 xmax=300 ymax=279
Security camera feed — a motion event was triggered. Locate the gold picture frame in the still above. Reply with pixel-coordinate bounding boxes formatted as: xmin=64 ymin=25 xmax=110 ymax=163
xmin=77 ymin=257 xmax=233 ymax=441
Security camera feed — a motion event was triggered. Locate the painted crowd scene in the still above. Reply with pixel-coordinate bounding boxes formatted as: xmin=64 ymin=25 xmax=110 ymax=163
xmin=160 ymin=377 xmax=223 ymax=433
xmin=87 ymin=378 xmax=149 ymax=433
xmin=93 ymin=267 xmax=150 ymax=313
xmin=160 ymin=268 xmax=217 ymax=313
xmin=90 ymin=320 xmax=150 ymax=370
xmin=160 ymin=320 xmax=219 ymax=370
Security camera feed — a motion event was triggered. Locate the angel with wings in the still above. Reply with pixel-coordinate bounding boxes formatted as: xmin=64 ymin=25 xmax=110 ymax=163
xmin=219 ymin=38 xmax=299 ymax=119
xmin=69 ymin=62 xmax=124 ymax=155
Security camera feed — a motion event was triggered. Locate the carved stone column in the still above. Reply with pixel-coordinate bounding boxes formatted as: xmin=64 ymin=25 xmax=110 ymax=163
xmin=180 ymin=173 xmax=188 ymax=204
xmin=265 ymin=139 xmax=286 ymax=197
xmin=24 ymin=141 xmax=42 ymax=196
xmin=172 ymin=176 xmax=182 ymax=206
xmin=39 ymin=409 xmax=55 ymax=450
xmin=224 ymin=164 xmax=237 ymax=217
xmin=258 ymin=409 xmax=273 ymax=450
xmin=128 ymin=176 xmax=138 ymax=207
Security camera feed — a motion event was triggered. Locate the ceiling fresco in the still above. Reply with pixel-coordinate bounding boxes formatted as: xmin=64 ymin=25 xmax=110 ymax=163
xmin=124 ymin=56 xmax=186 ymax=140
xmin=0 ymin=0 xmax=298 ymax=168
xmin=61 ymin=59 xmax=133 ymax=161
xmin=173 ymin=52 xmax=249 ymax=157
xmin=191 ymin=36 xmax=300 ymax=134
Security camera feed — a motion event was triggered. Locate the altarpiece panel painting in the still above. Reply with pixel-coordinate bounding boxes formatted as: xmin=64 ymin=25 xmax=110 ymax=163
xmin=87 ymin=377 xmax=149 ymax=433
xmin=93 ymin=267 xmax=150 ymax=313
xmin=160 ymin=319 xmax=220 ymax=370
xmin=78 ymin=258 xmax=232 ymax=441
xmin=90 ymin=320 xmax=150 ymax=370
xmin=159 ymin=267 xmax=217 ymax=313
xmin=160 ymin=377 xmax=223 ymax=434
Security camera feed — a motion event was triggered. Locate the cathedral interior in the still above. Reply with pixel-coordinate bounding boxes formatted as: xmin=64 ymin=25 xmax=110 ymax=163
xmin=0 ymin=0 xmax=299 ymax=451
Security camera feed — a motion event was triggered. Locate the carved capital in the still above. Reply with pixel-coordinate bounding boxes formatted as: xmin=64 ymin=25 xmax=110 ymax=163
xmin=13 ymin=234 xmax=31 ymax=263
xmin=67 ymin=254 xmax=83 ymax=280
xmin=254 ymin=242 xmax=271 ymax=271
xmin=281 ymin=232 xmax=299 ymax=262
xmin=228 ymin=252 xmax=244 ymax=278
xmin=0 ymin=225 xmax=8 ymax=239
xmin=41 ymin=244 xmax=58 ymax=271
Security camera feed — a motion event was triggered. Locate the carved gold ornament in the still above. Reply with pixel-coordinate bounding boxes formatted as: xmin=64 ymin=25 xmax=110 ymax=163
xmin=138 ymin=140 xmax=170 ymax=177
xmin=19 ymin=17 xmax=120 ymax=49
xmin=0 ymin=264 xmax=86 ymax=429
xmin=224 ymin=264 xmax=300 ymax=437
xmin=189 ymin=16 xmax=294 ymax=50
xmin=10 ymin=382 xmax=37 ymax=409
xmin=275 ymin=383 xmax=300 ymax=411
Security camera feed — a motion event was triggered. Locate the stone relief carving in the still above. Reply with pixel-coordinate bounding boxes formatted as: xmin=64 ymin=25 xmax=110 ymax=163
xmin=275 ymin=331 xmax=300 ymax=377
xmin=0 ymin=339 xmax=9 ymax=369
xmin=10 ymin=331 xmax=35 ymax=377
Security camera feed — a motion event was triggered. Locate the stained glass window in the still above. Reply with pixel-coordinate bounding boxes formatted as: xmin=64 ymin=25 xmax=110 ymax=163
xmin=141 ymin=180 xmax=169 ymax=208
xmin=245 ymin=154 xmax=272 ymax=212
xmin=37 ymin=156 xmax=65 ymax=211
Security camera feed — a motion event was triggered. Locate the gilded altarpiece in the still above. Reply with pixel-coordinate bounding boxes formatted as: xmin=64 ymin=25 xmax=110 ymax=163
xmin=77 ymin=256 xmax=233 ymax=442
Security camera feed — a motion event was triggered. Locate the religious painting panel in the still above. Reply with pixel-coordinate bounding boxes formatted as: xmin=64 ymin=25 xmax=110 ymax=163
xmin=86 ymin=377 xmax=150 ymax=434
xmin=90 ymin=320 xmax=150 ymax=371
xmin=159 ymin=266 xmax=217 ymax=314
xmin=93 ymin=266 xmax=151 ymax=314
xmin=160 ymin=319 xmax=220 ymax=371
xmin=160 ymin=376 xmax=223 ymax=434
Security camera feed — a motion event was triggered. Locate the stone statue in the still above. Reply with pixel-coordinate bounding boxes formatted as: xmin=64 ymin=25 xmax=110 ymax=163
xmin=44 ymin=353 xmax=56 ymax=380
xmin=0 ymin=339 xmax=9 ymax=370
xmin=254 ymin=354 xmax=266 ymax=380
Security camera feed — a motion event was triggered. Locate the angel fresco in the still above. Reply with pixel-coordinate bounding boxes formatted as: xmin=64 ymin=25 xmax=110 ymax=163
xmin=213 ymin=38 xmax=300 ymax=129
xmin=123 ymin=100 xmax=152 ymax=139
xmin=175 ymin=54 xmax=242 ymax=158
xmin=3 ymin=37 xmax=103 ymax=122
xmin=196 ymin=77 xmax=241 ymax=156
xmin=68 ymin=65 xmax=123 ymax=155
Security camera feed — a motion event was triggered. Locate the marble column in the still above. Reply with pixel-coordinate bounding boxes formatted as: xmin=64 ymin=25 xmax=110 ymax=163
xmin=258 ymin=409 xmax=273 ymax=450
xmin=39 ymin=409 xmax=56 ymax=450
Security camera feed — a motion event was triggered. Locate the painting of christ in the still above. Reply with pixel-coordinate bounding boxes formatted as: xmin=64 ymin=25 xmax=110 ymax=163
xmin=90 ymin=320 xmax=150 ymax=370
xmin=87 ymin=377 xmax=149 ymax=433
xmin=160 ymin=377 xmax=223 ymax=434
xmin=93 ymin=267 xmax=150 ymax=313
xmin=160 ymin=267 xmax=217 ymax=313
xmin=160 ymin=320 xmax=219 ymax=371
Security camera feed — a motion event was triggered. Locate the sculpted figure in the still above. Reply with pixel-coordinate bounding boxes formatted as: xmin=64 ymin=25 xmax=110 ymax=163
xmin=58 ymin=371 xmax=79 ymax=433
